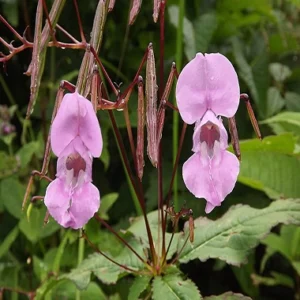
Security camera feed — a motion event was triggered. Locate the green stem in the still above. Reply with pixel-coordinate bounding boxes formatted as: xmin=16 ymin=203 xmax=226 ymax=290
xmin=76 ymin=231 xmax=85 ymax=300
xmin=173 ymin=0 xmax=184 ymax=211
xmin=109 ymin=111 xmax=143 ymax=216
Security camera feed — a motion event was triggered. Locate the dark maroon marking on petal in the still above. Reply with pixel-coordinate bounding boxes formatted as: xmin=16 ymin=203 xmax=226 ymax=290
xmin=200 ymin=121 xmax=220 ymax=157
xmin=66 ymin=153 xmax=86 ymax=177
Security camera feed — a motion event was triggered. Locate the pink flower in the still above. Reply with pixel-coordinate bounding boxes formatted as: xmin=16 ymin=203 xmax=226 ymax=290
xmin=44 ymin=92 xmax=102 ymax=229
xmin=176 ymin=53 xmax=240 ymax=213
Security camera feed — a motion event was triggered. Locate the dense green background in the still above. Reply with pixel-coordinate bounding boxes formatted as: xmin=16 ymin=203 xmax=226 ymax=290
xmin=1 ymin=0 xmax=300 ymax=299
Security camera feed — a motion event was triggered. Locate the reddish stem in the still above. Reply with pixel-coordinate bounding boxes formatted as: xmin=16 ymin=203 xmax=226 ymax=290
xmin=94 ymin=214 xmax=148 ymax=265
xmin=73 ymin=0 xmax=86 ymax=43
xmin=41 ymin=0 xmax=57 ymax=43
xmin=82 ymin=232 xmax=141 ymax=274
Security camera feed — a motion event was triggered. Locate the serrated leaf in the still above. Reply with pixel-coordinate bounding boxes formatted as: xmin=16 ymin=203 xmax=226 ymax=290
xmin=128 ymin=275 xmax=151 ymax=300
xmin=178 ymin=199 xmax=300 ymax=266
xmin=261 ymin=112 xmax=300 ymax=136
xmin=63 ymin=237 xmax=146 ymax=289
xmin=50 ymin=280 xmax=106 ymax=300
xmin=128 ymin=209 xmax=180 ymax=259
xmin=152 ymin=274 xmax=202 ymax=300
xmin=62 ymin=253 xmax=120 ymax=289
xmin=234 ymin=134 xmax=300 ymax=198
xmin=204 ymin=292 xmax=251 ymax=300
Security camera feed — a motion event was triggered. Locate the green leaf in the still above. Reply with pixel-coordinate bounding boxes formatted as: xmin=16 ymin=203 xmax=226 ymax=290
xmin=251 ymin=272 xmax=294 ymax=288
xmin=262 ymin=111 xmax=300 ymax=136
xmin=19 ymin=206 xmax=59 ymax=243
xmin=194 ymin=13 xmax=218 ymax=53
xmin=232 ymin=37 xmax=269 ymax=117
xmin=152 ymin=274 xmax=202 ymax=300
xmin=262 ymin=224 xmax=300 ymax=275
xmin=2 ymin=0 xmax=19 ymax=27
xmin=168 ymin=5 xmax=196 ymax=60
xmin=231 ymin=254 xmax=258 ymax=298
xmin=98 ymin=193 xmax=119 ymax=220
xmin=232 ymin=38 xmax=259 ymax=105
xmin=17 ymin=141 xmax=40 ymax=168
xmin=49 ymin=280 xmax=106 ymax=300
xmin=234 ymin=134 xmax=300 ymax=198
xmin=0 ymin=177 xmax=25 ymax=219
xmin=266 ymin=87 xmax=285 ymax=118
xmin=0 ymin=226 xmax=19 ymax=259
xmin=0 ymin=152 xmax=20 ymax=179
xmin=128 ymin=275 xmax=151 ymax=300
xmin=285 ymin=92 xmax=300 ymax=112
xmin=62 ymin=253 xmax=117 ymax=289
xmin=204 ymin=292 xmax=251 ymax=300
xmin=269 ymin=63 xmax=292 ymax=82
xmin=63 ymin=237 xmax=146 ymax=289
xmin=178 ymin=199 xmax=300 ymax=266
xmin=128 ymin=209 xmax=180 ymax=259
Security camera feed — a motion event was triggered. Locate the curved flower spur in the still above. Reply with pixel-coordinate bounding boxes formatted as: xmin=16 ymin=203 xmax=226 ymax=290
xmin=176 ymin=53 xmax=261 ymax=213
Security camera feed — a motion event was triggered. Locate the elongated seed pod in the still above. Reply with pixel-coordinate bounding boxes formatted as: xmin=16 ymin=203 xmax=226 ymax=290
xmin=153 ymin=0 xmax=161 ymax=22
xmin=145 ymin=43 xmax=158 ymax=167
xmin=129 ymin=0 xmax=142 ymax=25
xmin=136 ymin=76 xmax=145 ymax=181
xmin=108 ymin=0 xmax=116 ymax=11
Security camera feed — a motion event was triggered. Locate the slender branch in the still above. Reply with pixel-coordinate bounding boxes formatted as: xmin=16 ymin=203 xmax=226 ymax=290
xmin=41 ymin=0 xmax=57 ymax=43
xmin=94 ymin=214 xmax=148 ymax=265
xmin=161 ymin=219 xmax=178 ymax=266
xmin=82 ymin=232 xmax=141 ymax=274
xmin=56 ymin=24 xmax=80 ymax=43
xmin=0 ymin=14 xmax=24 ymax=42
xmin=157 ymin=0 xmax=167 ymax=260
xmin=162 ymin=122 xmax=187 ymax=241
xmin=120 ymin=48 xmax=149 ymax=99
xmin=107 ymin=110 xmax=157 ymax=266
xmin=73 ymin=0 xmax=86 ymax=43
xmin=169 ymin=232 xmax=190 ymax=265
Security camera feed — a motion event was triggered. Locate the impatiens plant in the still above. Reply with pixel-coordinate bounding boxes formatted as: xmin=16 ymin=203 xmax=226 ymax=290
xmin=2 ymin=1 xmax=300 ymax=299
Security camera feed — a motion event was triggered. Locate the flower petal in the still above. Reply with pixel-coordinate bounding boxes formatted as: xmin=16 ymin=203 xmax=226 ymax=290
xmin=51 ymin=92 xmax=102 ymax=157
xmin=176 ymin=53 xmax=240 ymax=124
xmin=182 ymin=150 xmax=239 ymax=213
xmin=77 ymin=92 xmax=103 ymax=157
xmin=44 ymin=178 xmax=74 ymax=227
xmin=68 ymin=182 xmax=100 ymax=229
xmin=44 ymin=179 xmax=100 ymax=229
xmin=176 ymin=53 xmax=208 ymax=124
xmin=56 ymin=136 xmax=93 ymax=183
xmin=50 ymin=93 xmax=80 ymax=157
xmin=192 ymin=110 xmax=228 ymax=153
xmin=205 ymin=53 xmax=240 ymax=117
